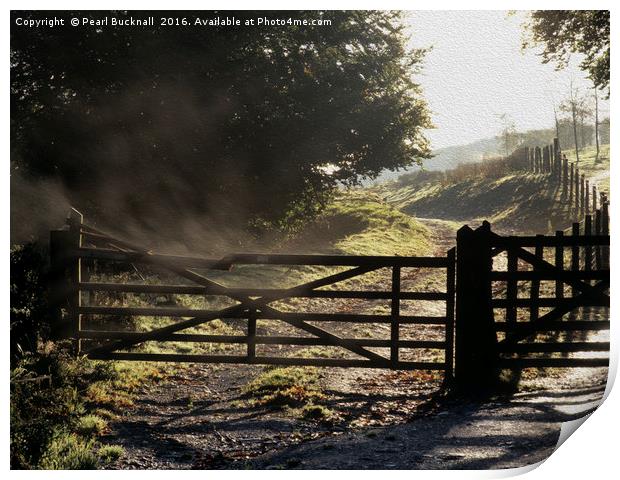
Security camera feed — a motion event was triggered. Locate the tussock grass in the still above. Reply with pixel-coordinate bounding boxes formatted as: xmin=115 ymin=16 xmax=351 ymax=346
xmin=244 ymin=366 xmax=324 ymax=408
xmin=76 ymin=415 xmax=108 ymax=436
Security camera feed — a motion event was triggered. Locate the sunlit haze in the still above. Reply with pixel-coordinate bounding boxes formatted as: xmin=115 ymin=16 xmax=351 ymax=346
xmin=406 ymin=10 xmax=610 ymax=150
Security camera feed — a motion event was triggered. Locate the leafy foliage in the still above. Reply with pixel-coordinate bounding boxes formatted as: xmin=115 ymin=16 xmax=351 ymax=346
xmin=523 ymin=11 xmax=610 ymax=92
xmin=10 ymin=243 xmax=50 ymax=363
xmin=11 ymin=10 xmax=431 ymax=240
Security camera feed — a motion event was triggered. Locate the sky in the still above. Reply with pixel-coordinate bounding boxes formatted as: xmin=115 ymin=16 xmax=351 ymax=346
xmin=405 ymin=10 xmax=610 ymax=149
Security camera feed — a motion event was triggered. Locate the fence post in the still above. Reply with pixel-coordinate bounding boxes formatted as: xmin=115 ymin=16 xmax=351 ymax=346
xmin=580 ymin=174 xmax=586 ymax=217
xmin=594 ymin=206 xmax=601 ymax=256
xmin=66 ymin=208 xmax=83 ymax=354
xmin=571 ymin=223 xmax=580 ymax=298
xmin=454 ymin=222 xmax=498 ymax=389
xmin=444 ymin=248 xmax=455 ymax=383
xmin=574 ymin=166 xmax=580 ymax=213
xmin=247 ymin=307 xmax=257 ymax=361
xmin=569 ymin=163 xmax=574 ymax=201
xmin=601 ymin=197 xmax=609 ymax=269
xmin=555 ymin=231 xmax=564 ymax=302
xmin=529 ymin=236 xmax=543 ymax=322
xmin=390 ymin=265 xmax=401 ymax=367
xmin=585 ymin=214 xmax=593 ymax=271
xmin=49 ymin=229 xmax=74 ymax=340
xmin=593 ymin=185 xmax=598 ymax=212
xmin=562 ymin=155 xmax=569 ymax=196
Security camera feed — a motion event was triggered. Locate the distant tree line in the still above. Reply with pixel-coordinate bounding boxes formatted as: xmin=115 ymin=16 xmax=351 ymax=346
xmin=11 ymin=10 xmax=431 ymax=245
xmin=500 ymin=117 xmax=610 ymax=153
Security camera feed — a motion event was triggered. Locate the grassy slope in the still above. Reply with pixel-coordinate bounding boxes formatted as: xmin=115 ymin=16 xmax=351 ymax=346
xmin=563 ymin=144 xmax=610 ymax=195
xmin=287 ymin=190 xmax=432 ymax=257
xmin=376 ymin=144 xmax=609 ymax=235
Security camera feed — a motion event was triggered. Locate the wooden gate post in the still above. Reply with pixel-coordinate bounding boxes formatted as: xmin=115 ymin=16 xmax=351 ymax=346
xmin=67 ymin=209 xmax=83 ymax=354
xmin=454 ymin=222 xmax=499 ymax=390
xmin=49 ymin=229 xmax=73 ymax=340
xmin=49 ymin=208 xmax=83 ymax=345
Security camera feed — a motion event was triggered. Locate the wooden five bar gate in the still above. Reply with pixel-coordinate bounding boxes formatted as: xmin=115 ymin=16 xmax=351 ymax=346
xmin=50 ymin=208 xmax=610 ymax=387
xmin=50 ymin=210 xmax=455 ymax=375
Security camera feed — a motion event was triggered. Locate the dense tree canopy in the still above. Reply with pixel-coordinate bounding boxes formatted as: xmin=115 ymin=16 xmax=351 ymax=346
xmin=522 ymin=10 xmax=610 ymax=93
xmin=11 ymin=11 xmax=431 ymax=245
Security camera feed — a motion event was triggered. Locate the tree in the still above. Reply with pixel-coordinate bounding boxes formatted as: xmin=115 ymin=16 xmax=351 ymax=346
xmin=496 ymin=114 xmax=520 ymax=157
xmin=11 ymin=11 xmax=431 ymax=246
xmin=559 ymin=80 xmax=587 ymax=163
xmin=594 ymin=87 xmax=600 ymax=163
xmin=522 ymin=11 xmax=610 ymax=94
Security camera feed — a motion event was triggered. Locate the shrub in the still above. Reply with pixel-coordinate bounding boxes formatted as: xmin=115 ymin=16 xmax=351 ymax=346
xmin=10 ymin=243 xmax=50 ymax=364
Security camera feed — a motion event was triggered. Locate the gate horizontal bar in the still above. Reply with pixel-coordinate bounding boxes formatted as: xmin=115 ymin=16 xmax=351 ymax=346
xmin=490 ymin=235 xmax=609 ymax=247
xmin=490 ymin=271 xmax=609 ymax=281
xmin=77 ymin=330 xmax=447 ymax=348
xmin=497 ymin=342 xmax=610 ymax=353
xmin=498 ymin=357 xmax=609 ymax=368
xmin=84 ymin=351 xmax=448 ymax=369
xmin=495 ymin=320 xmax=610 ymax=332
xmin=73 ymin=247 xmax=450 ymax=268
xmin=491 ymin=298 xmax=609 ymax=308
xmin=78 ymin=306 xmax=448 ymax=324
xmin=78 ymin=282 xmax=447 ymax=300
xmin=255 ymin=312 xmax=447 ymax=324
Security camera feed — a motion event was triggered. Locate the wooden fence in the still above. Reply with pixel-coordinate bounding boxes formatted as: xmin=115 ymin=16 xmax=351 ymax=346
xmin=523 ymin=138 xmax=610 ymax=224
xmin=49 ymin=210 xmax=455 ymax=375
xmin=455 ymin=221 xmax=609 ymax=387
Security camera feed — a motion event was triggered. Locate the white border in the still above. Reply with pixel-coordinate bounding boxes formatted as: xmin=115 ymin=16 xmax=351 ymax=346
xmin=3 ymin=2 xmax=617 ymax=478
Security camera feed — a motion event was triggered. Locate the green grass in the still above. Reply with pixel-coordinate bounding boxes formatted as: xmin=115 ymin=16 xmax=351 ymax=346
xmin=244 ymin=366 xmax=324 ymax=408
xmin=97 ymin=445 xmax=125 ymax=465
xmin=314 ymin=190 xmax=432 ymax=257
xmin=76 ymin=415 xmax=108 ymax=436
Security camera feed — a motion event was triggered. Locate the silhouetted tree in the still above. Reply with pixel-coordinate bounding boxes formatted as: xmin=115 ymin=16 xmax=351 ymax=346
xmin=522 ymin=10 xmax=610 ymax=93
xmin=11 ymin=11 xmax=431 ymax=242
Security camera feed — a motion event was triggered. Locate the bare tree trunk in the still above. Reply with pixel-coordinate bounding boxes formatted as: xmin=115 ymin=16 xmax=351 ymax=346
xmin=595 ymin=88 xmax=600 ymax=163
xmin=570 ymin=81 xmax=580 ymax=163
xmin=553 ymin=104 xmax=560 ymax=144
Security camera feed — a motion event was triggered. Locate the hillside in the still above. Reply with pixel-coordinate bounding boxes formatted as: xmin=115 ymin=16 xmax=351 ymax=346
xmin=370 ymin=136 xmax=502 ymax=185
xmin=374 ymin=144 xmax=610 ymax=235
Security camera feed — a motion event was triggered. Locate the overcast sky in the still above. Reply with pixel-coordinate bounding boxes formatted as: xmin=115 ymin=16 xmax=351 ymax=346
xmin=406 ymin=10 xmax=610 ymax=150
